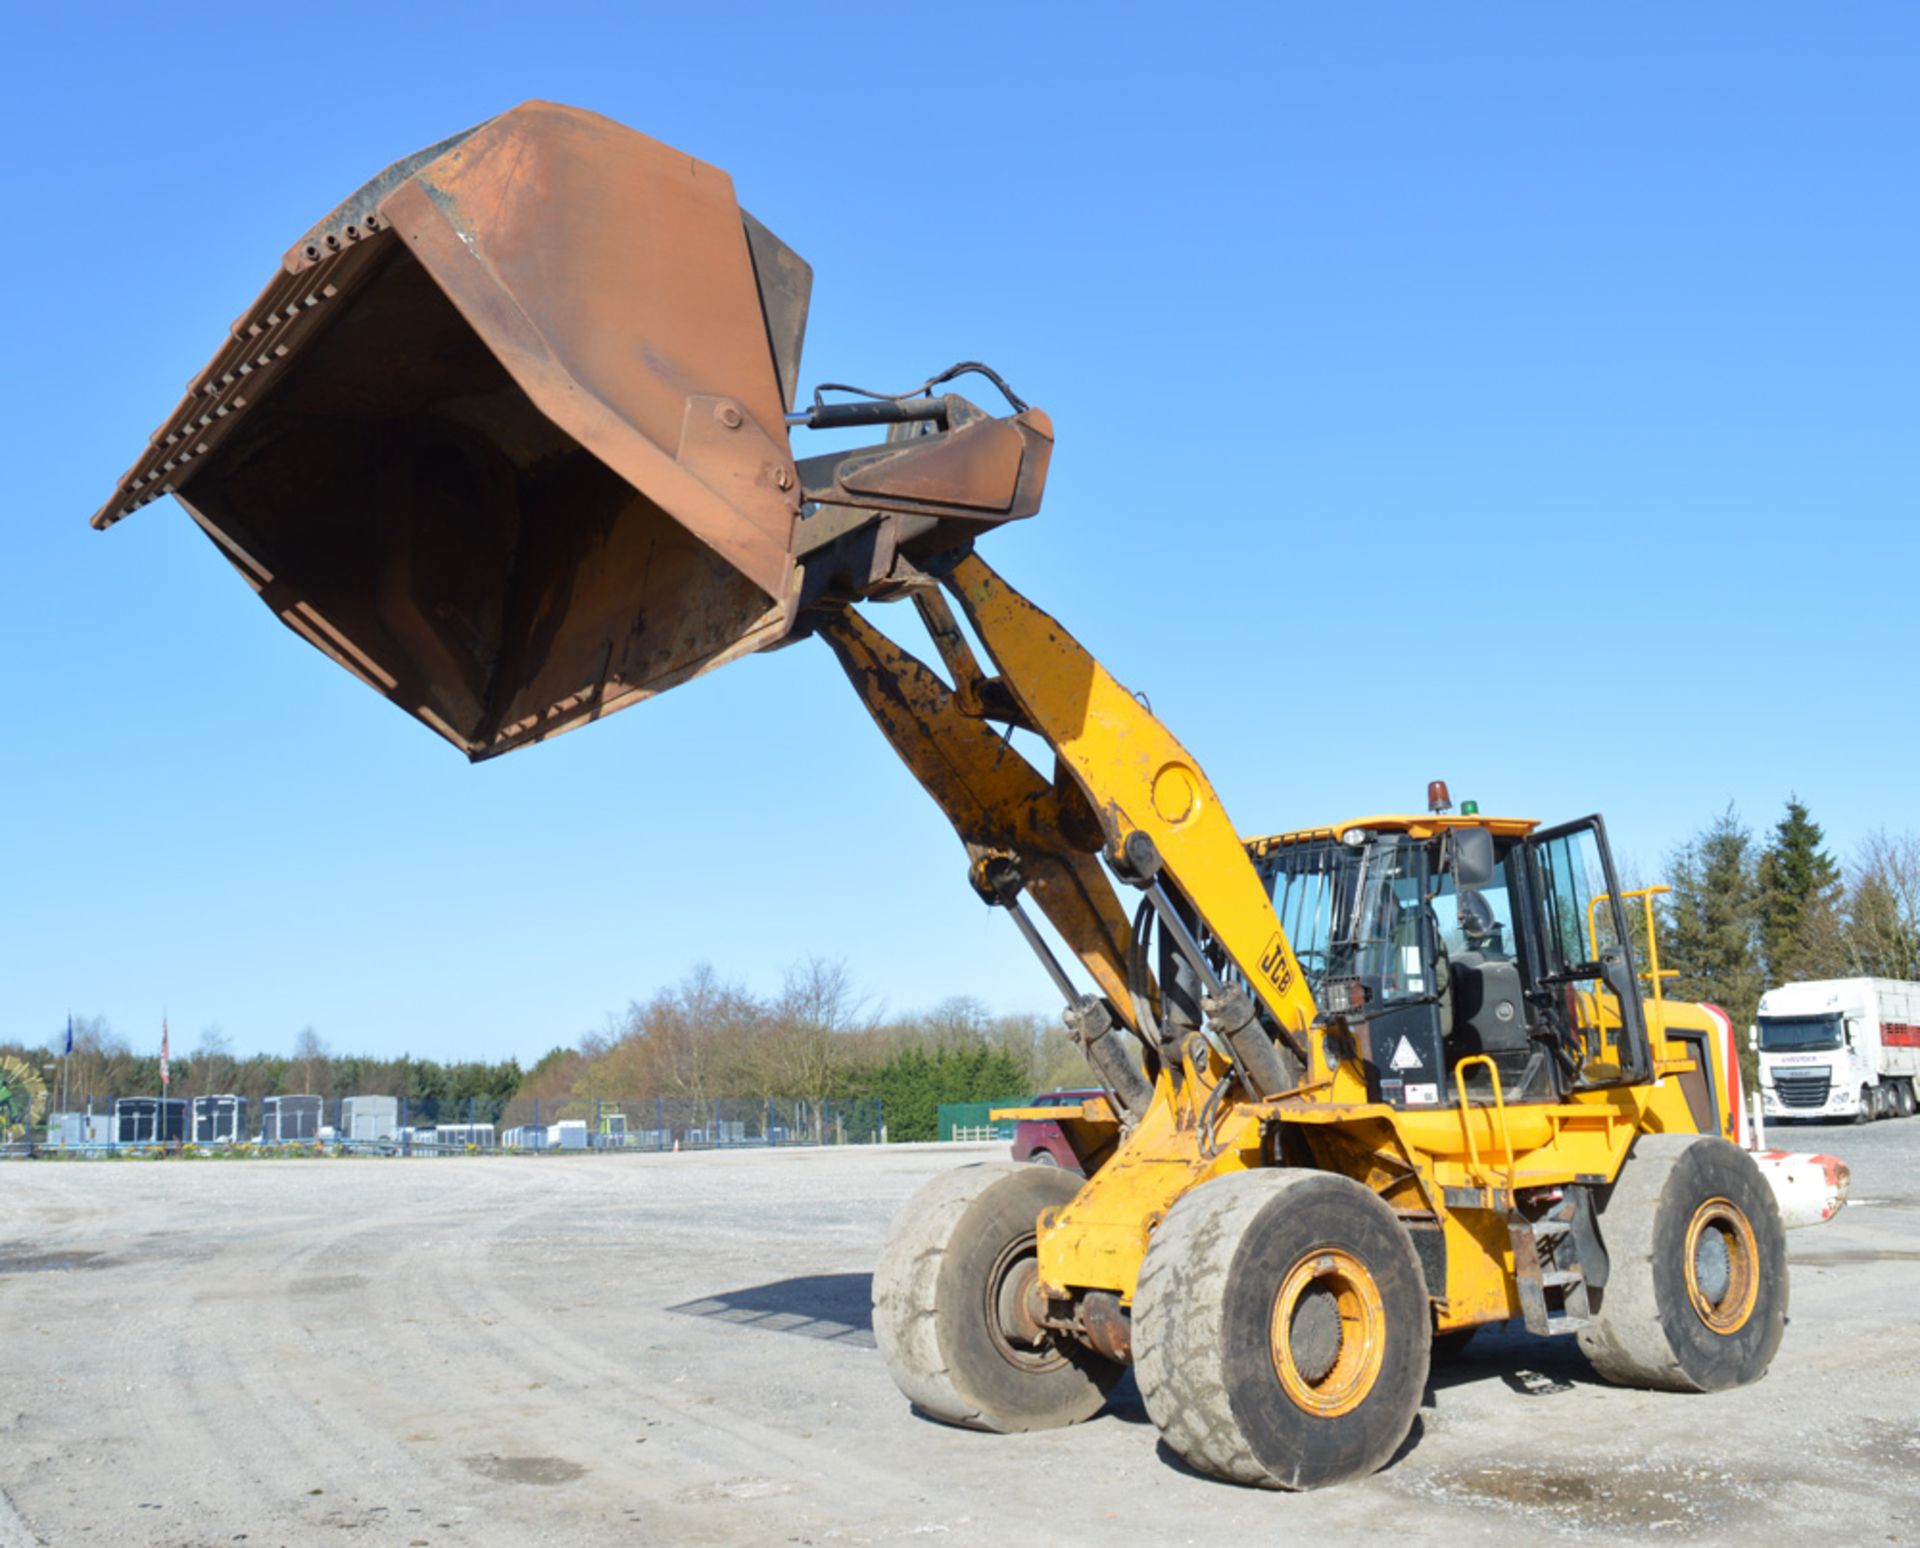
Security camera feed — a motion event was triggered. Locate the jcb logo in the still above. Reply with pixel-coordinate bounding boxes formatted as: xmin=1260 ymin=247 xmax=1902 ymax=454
xmin=1259 ymin=932 xmax=1294 ymax=994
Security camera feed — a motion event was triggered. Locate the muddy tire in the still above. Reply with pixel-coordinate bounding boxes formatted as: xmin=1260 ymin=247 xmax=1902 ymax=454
xmin=1577 ymin=1135 xmax=1788 ymax=1393
xmin=872 ymin=1163 xmax=1119 ymax=1432
xmin=1133 ymin=1170 xmax=1431 ymax=1490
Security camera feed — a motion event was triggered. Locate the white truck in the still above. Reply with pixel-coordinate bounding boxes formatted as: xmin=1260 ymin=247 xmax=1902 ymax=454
xmin=1755 ymin=977 xmax=1920 ymax=1123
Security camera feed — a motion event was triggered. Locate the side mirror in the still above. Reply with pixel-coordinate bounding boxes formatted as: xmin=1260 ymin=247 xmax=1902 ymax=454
xmin=1451 ymin=826 xmax=1496 ymax=890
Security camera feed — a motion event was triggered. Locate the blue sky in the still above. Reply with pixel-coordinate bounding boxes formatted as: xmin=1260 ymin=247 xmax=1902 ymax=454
xmin=4 ymin=4 xmax=1915 ymax=1065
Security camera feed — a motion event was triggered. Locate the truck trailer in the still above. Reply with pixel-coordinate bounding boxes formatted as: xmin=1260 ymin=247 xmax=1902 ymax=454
xmin=1756 ymin=977 xmax=1920 ymax=1122
xmin=114 ymin=1097 xmax=188 ymax=1144
xmin=260 ymin=1094 xmax=324 ymax=1143
xmin=339 ymin=1095 xmax=400 ymax=1143
xmin=191 ymin=1094 xmax=248 ymax=1144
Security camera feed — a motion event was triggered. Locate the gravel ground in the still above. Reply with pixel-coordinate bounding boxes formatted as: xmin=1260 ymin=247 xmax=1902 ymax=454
xmin=1 ymin=1120 xmax=1916 ymax=1547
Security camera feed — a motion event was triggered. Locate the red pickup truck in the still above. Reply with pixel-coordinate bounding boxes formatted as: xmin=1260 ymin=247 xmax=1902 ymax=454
xmin=1002 ymin=1089 xmax=1115 ymax=1174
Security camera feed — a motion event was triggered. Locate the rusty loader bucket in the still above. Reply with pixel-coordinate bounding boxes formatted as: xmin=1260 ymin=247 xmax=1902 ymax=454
xmin=93 ymin=102 xmax=1051 ymax=759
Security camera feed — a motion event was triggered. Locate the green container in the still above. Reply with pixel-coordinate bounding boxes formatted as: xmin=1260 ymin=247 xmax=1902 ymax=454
xmin=937 ymin=1097 xmax=1030 ymax=1142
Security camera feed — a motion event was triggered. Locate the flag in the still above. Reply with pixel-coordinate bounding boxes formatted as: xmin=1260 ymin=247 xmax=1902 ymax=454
xmin=160 ymin=1017 xmax=171 ymax=1090
xmin=64 ymin=1013 xmax=73 ymax=1057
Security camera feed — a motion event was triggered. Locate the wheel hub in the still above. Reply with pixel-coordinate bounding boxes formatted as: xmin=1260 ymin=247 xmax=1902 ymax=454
xmin=1692 ymin=1226 xmax=1732 ymax=1303
xmin=994 ymin=1257 xmax=1048 ymax=1349
xmin=984 ymin=1236 xmax=1068 ymax=1373
xmin=1269 ymin=1249 xmax=1387 ymax=1417
xmin=1683 ymin=1197 xmax=1759 ymax=1335
xmin=1288 ymin=1284 xmax=1345 ymax=1384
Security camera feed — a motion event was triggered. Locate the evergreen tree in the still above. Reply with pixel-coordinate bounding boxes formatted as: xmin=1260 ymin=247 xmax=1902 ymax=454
xmin=1661 ymin=807 xmax=1764 ymax=1082
xmin=1755 ymin=797 xmax=1843 ymax=984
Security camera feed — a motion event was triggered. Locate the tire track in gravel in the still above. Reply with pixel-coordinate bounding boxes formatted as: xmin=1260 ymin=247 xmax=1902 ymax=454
xmin=393 ymin=1160 xmax=942 ymax=1543
xmin=93 ymin=1162 xmax=517 ymax=1545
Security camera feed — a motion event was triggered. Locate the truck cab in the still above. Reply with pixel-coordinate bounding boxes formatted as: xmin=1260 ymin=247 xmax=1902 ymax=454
xmin=1756 ymin=978 xmax=1920 ymax=1122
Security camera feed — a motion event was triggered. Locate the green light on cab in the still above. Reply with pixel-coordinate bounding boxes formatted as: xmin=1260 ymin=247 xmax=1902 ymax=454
xmin=1460 ymin=800 xmax=1480 ymax=816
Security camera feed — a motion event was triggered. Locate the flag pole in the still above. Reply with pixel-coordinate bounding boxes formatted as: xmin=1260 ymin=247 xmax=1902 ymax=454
xmin=160 ymin=1013 xmax=172 ymax=1144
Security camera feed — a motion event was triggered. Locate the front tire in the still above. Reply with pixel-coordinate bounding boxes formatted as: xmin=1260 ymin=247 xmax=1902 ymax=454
xmin=1577 ymin=1135 xmax=1787 ymax=1393
xmin=872 ymin=1163 xmax=1119 ymax=1432
xmin=1133 ymin=1170 xmax=1431 ymax=1490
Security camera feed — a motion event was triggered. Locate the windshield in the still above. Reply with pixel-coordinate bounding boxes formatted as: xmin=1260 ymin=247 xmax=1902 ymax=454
xmin=1259 ymin=835 xmax=1437 ymax=1013
xmin=1757 ymin=1014 xmax=1843 ymax=1052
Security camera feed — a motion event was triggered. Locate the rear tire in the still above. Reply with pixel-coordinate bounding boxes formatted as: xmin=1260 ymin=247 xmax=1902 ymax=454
xmin=1901 ymin=1080 xmax=1918 ymax=1118
xmin=872 ymin=1163 xmax=1119 ymax=1432
xmin=1577 ymin=1136 xmax=1787 ymax=1393
xmin=1133 ymin=1170 xmax=1431 ymax=1490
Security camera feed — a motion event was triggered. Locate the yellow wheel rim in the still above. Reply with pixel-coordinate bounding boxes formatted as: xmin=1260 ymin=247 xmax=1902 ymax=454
xmin=1683 ymin=1197 xmax=1759 ymax=1335
xmin=1269 ymin=1249 xmax=1387 ymax=1418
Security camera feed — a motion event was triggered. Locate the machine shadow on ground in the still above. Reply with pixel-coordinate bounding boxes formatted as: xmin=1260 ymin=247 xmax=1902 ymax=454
xmin=1425 ymin=1318 xmax=1605 ymax=1396
xmin=668 ymin=1271 xmax=876 ymax=1346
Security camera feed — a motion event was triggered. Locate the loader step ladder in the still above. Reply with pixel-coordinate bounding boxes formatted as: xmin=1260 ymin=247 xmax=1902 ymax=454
xmin=1508 ymin=1194 xmax=1599 ymax=1336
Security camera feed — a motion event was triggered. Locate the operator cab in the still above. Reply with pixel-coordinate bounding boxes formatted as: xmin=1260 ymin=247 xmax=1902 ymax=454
xmin=1248 ymin=788 xmax=1652 ymax=1112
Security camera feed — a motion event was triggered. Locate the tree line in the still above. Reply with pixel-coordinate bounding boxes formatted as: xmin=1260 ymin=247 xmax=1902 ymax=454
xmin=1659 ymin=799 xmax=1920 ymax=1073
xmin=514 ymin=959 xmax=1084 ymax=1142
xmin=2 ymin=960 xmax=1086 ymax=1143
xmin=1 ymin=1017 xmax=524 ymax=1117
xmin=25 ymin=801 xmax=1894 ymax=1139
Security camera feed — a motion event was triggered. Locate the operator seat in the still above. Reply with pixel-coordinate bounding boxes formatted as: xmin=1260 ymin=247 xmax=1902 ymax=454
xmin=1449 ymin=951 xmax=1548 ymax=1102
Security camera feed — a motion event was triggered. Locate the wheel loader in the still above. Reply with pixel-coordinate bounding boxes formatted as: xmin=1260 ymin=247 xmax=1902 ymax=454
xmin=92 ymin=102 xmax=1804 ymax=1489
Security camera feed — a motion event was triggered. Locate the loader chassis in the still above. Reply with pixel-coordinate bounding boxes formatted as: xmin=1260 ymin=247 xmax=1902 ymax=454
xmin=831 ymin=558 xmax=1730 ymax=1341
xmin=93 ymin=101 xmax=1791 ymax=1491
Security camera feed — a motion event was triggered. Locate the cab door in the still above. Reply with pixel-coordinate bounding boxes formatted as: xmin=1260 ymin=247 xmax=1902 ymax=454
xmin=1521 ymin=816 xmax=1652 ymax=1087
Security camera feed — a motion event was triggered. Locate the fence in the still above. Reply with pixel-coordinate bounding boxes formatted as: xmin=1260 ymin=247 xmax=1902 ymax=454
xmin=22 ymin=1094 xmax=887 ymax=1154
xmin=935 ymin=1097 xmax=1028 ymax=1142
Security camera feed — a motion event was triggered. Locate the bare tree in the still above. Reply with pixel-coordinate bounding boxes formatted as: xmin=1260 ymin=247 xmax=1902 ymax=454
xmin=575 ymin=965 xmax=764 ymax=1129
xmin=1845 ymin=831 xmax=1920 ymax=980
xmin=64 ymin=1015 xmax=130 ymax=1107
xmin=292 ymin=1027 xmax=329 ymax=1095
xmin=760 ymin=958 xmax=871 ymax=1135
xmin=922 ymin=995 xmax=990 ymax=1049
xmin=194 ymin=1028 xmax=233 ymax=1096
